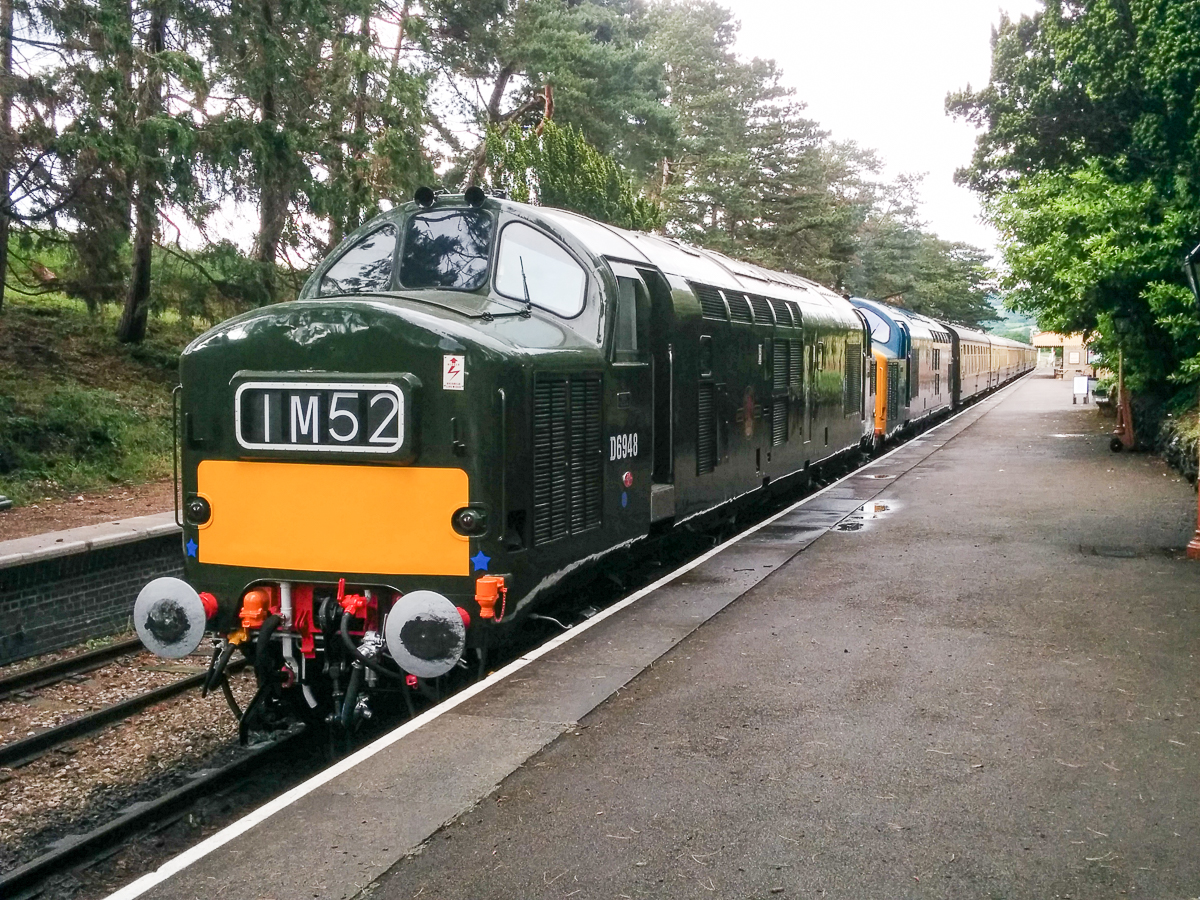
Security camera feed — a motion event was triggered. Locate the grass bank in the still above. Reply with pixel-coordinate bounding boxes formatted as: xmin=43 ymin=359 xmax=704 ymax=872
xmin=0 ymin=294 xmax=204 ymax=506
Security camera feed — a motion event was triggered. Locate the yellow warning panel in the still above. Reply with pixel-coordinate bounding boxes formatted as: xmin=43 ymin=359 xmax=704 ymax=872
xmin=196 ymin=461 xmax=469 ymax=576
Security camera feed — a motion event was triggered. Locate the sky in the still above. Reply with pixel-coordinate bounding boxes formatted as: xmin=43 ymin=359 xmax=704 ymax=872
xmin=723 ymin=0 xmax=1044 ymax=258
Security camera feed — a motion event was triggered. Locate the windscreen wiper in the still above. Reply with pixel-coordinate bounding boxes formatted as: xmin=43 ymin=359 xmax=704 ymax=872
xmin=518 ymin=257 xmax=534 ymax=318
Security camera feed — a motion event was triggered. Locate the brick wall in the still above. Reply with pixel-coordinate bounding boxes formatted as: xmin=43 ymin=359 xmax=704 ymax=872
xmin=0 ymin=535 xmax=183 ymax=665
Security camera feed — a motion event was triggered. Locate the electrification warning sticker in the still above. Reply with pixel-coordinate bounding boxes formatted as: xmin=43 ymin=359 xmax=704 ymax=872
xmin=442 ymin=355 xmax=465 ymax=391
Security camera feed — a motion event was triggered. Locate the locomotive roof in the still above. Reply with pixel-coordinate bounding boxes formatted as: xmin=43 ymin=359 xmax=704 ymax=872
xmin=525 ymin=206 xmax=853 ymax=314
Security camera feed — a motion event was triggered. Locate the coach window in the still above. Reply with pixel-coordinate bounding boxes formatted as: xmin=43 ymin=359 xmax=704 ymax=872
xmin=319 ymin=225 xmax=397 ymax=296
xmin=495 ymin=222 xmax=586 ymax=317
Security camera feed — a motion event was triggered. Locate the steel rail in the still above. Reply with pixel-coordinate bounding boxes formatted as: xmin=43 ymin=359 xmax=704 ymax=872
xmin=0 ymin=638 xmax=144 ymax=701
xmin=0 ymin=659 xmax=248 ymax=768
xmin=0 ymin=728 xmax=305 ymax=900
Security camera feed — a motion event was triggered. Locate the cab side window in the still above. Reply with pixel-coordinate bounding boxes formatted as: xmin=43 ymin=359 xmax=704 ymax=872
xmin=494 ymin=222 xmax=586 ymax=317
xmin=319 ymin=225 xmax=397 ymax=296
xmin=613 ymin=275 xmax=650 ymax=362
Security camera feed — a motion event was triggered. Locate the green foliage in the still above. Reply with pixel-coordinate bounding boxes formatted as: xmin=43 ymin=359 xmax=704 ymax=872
xmin=949 ymin=0 xmax=1200 ymax=391
xmin=0 ymin=295 xmax=197 ymax=503
xmin=423 ymin=0 xmax=675 ymax=179
xmin=646 ymin=1 xmax=860 ymax=283
xmin=485 ymin=120 xmax=664 ymax=230
xmin=846 ymin=178 xmax=998 ymax=328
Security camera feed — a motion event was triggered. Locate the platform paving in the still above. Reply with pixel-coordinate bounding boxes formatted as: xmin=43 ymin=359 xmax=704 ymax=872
xmin=127 ymin=374 xmax=1200 ymax=900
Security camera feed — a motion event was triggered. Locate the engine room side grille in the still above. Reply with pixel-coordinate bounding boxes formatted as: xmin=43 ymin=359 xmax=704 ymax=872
xmin=788 ymin=340 xmax=802 ymax=387
xmin=771 ymin=398 xmax=787 ymax=446
xmin=773 ymin=341 xmax=788 ymax=392
xmin=690 ymin=282 xmax=728 ymax=321
xmin=697 ymin=383 xmax=717 ymax=475
xmin=748 ymin=294 xmax=773 ymax=325
xmin=887 ymin=359 xmax=902 ymax=421
xmin=533 ymin=376 xmax=602 ymax=546
xmin=725 ymin=291 xmax=753 ymax=324
xmin=844 ymin=343 xmax=862 ymax=416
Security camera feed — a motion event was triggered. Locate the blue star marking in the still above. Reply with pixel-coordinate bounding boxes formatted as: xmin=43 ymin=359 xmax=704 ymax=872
xmin=185 ymin=538 xmax=198 ymax=558
xmin=621 ymin=491 xmax=628 ymax=509
xmin=471 ymin=550 xmax=491 ymax=572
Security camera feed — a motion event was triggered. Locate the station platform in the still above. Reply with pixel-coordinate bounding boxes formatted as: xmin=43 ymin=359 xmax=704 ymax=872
xmin=118 ymin=373 xmax=1200 ymax=900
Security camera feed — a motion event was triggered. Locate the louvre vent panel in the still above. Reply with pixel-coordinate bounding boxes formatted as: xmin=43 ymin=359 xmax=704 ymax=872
xmin=725 ymin=291 xmax=753 ymax=324
xmin=748 ymin=295 xmax=773 ymax=325
xmin=844 ymin=343 xmax=862 ymax=416
xmin=772 ymin=399 xmax=787 ymax=446
xmin=887 ymin=360 xmax=902 ymax=421
xmin=788 ymin=340 xmax=802 ymax=387
xmin=697 ymin=383 xmax=717 ymax=475
xmin=690 ymin=282 xmax=727 ymax=321
xmin=786 ymin=301 xmax=803 ymax=327
xmin=773 ymin=341 xmax=788 ymax=392
xmin=533 ymin=376 xmax=602 ymax=546
xmin=769 ymin=298 xmax=792 ymax=327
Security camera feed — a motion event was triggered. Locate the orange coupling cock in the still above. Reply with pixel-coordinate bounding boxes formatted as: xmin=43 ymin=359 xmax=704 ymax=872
xmin=239 ymin=588 xmax=273 ymax=629
xmin=475 ymin=575 xmax=507 ymax=621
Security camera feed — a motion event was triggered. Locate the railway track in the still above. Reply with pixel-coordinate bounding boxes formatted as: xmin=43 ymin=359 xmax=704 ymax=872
xmin=0 ymin=727 xmax=307 ymax=900
xmin=0 ymin=638 xmax=143 ymax=702
xmin=0 ymin=659 xmax=249 ymax=769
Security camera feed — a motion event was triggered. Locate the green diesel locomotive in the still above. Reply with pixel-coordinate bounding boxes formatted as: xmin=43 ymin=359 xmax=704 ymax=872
xmin=132 ymin=189 xmax=890 ymax=728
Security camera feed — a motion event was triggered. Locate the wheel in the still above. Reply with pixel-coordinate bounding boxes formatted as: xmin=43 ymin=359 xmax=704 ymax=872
xmin=1110 ymin=436 xmax=1124 ymax=453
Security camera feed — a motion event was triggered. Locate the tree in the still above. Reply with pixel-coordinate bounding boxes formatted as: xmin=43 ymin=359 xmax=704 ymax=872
xmin=846 ymin=176 xmax=997 ymax=329
xmin=646 ymin=0 xmax=873 ymax=287
xmin=420 ymin=0 xmax=674 ymax=187
xmin=948 ymin=0 xmax=1200 ymax=388
xmin=485 ymin=119 xmax=663 ymax=230
xmin=0 ymin=0 xmax=14 ymax=313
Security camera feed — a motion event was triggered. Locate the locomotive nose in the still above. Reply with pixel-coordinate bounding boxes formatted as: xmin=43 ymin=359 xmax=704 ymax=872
xmin=134 ymin=577 xmax=216 ymax=658
xmin=383 ymin=590 xmax=467 ymax=678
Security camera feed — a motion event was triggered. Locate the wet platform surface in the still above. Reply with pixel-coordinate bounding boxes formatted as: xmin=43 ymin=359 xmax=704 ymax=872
xmin=128 ymin=374 xmax=1200 ymax=900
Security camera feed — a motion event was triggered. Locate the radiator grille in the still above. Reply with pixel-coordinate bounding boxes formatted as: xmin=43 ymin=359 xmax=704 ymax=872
xmin=748 ymin=294 xmax=773 ymax=325
xmin=725 ymin=291 xmax=753 ymax=324
xmin=690 ymin=282 xmax=727 ymax=321
xmin=769 ymin=298 xmax=792 ymax=327
xmin=772 ymin=398 xmax=787 ymax=446
xmin=844 ymin=343 xmax=862 ymax=416
xmin=697 ymin=383 xmax=717 ymax=475
xmin=533 ymin=376 xmax=602 ymax=545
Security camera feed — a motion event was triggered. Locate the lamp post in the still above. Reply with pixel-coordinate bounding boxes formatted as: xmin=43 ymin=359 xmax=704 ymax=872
xmin=1184 ymin=242 xmax=1200 ymax=558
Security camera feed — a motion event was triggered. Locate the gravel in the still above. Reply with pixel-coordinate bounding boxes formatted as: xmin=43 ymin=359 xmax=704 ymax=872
xmin=0 ymin=642 xmax=259 ymax=872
